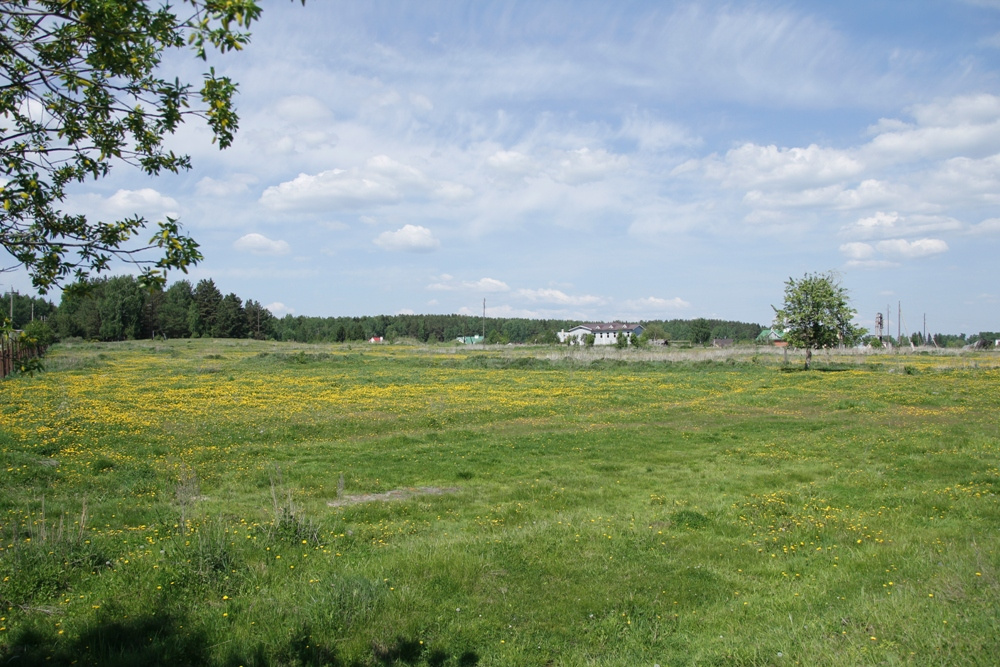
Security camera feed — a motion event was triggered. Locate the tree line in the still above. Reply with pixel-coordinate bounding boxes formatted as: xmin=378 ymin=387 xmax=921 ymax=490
xmin=12 ymin=274 xmax=993 ymax=348
xmin=6 ymin=276 xmax=782 ymax=346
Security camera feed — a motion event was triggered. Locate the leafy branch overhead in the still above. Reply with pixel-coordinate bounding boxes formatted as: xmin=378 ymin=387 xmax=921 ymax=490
xmin=0 ymin=0 xmax=303 ymax=292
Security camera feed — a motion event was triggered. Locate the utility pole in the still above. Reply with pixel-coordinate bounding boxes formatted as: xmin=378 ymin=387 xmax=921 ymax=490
xmin=886 ymin=303 xmax=891 ymax=347
xmin=482 ymin=298 xmax=486 ymax=345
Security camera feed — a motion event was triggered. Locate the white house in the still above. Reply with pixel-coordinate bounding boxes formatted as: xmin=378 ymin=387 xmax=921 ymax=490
xmin=557 ymin=322 xmax=644 ymax=345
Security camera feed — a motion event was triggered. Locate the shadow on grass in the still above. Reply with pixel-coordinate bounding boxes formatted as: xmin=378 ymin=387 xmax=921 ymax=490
xmin=1 ymin=616 xmax=480 ymax=667
xmin=373 ymin=636 xmax=480 ymax=666
xmin=0 ymin=613 xmax=210 ymax=667
xmin=777 ymin=365 xmax=854 ymax=373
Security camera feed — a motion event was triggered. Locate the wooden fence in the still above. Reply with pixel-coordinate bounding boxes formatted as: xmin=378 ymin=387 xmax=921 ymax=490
xmin=1 ymin=331 xmax=45 ymax=379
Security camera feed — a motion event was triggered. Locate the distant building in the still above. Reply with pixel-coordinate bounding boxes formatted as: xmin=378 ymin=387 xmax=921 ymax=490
xmin=368 ymin=336 xmax=384 ymax=343
xmin=712 ymin=338 xmax=734 ymax=348
xmin=755 ymin=329 xmax=787 ymax=346
xmin=456 ymin=335 xmax=484 ymax=344
xmin=557 ymin=322 xmax=644 ymax=346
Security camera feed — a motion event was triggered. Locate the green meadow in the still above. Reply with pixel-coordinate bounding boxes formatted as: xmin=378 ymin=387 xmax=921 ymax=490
xmin=1 ymin=340 xmax=999 ymax=666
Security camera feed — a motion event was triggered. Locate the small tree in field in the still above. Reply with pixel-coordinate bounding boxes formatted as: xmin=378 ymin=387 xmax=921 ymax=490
xmin=772 ymin=272 xmax=865 ymax=370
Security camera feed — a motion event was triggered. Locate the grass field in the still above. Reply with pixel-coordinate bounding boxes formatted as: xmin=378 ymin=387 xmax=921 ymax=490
xmin=1 ymin=339 xmax=999 ymax=666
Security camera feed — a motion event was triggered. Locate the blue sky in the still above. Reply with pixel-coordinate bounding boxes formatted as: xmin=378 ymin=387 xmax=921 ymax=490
xmin=10 ymin=0 xmax=1000 ymax=334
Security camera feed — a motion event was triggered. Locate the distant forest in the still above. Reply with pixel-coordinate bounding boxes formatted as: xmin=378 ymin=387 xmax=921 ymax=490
xmin=4 ymin=275 xmax=995 ymax=347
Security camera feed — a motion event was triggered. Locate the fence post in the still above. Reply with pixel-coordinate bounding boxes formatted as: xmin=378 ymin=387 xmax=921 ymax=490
xmin=0 ymin=330 xmax=45 ymax=379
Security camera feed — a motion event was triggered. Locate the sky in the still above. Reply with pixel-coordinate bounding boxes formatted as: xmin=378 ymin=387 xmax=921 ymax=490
xmin=7 ymin=0 xmax=1000 ymax=335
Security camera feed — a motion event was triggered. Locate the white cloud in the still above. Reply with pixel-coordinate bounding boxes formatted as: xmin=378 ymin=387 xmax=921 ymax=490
xmin=433 ymin=181 xmax=475 ymax=201
xmin=842 ymin=211 xmax=963 ymax=239
xmin=469 ymin=277 xmax=509 ymax=292
xmin=487 ymin=150 xmax=533 ymax=175
xmin=105 ymin=188 xmax=179 ymax=217
xmin=864 ymin=119 xmax=1000 ymax=164
xmin=273 ymin=95 xmax=332 ymax=123
xmin=619 ymin=113 xmax=699 ymax=151
xmin=259 ymin=155 xmax=467 ymax=211
xmin=233 ymin=233 xmax=291 ymax=255
xmin=971 ymin=217 xmax=1000 ymax=234
xmin=427 ymin=276 xmax=510 ymax=292
xmin=373 ymin=225 xmax=440 ymax=252
xmin=260 ymin=168 xmax=401 ymax=210
xmin=63 ymin=188 xmax=180 ymax=225
xmin=875 ymin=238 xmax=949 ymax=258
xmin=742 ymin=180 xmax=913 ymax=212
xmin=516 ymin=288 xmax=605 ymax=306
xmin=196 ymin=174 xmax=258 ymax=198
xmin=909 ymin=94 xmax=1000 ymax=128
xmin=460 ymin=303 xmax=556 ymax=319
xmin=846 ymin=211 xmax=901 ymax=237
xmin=862 ymin=95 xmax=1000 ymax=163
xmin=622 ymin=296 xmax=691 ymax=311
xmin=685 ymin=94 xmax=1000 ymax=241
xmin=266 ymin=302 xmax=294 ymax=316
xmin=553 ymin=148 xmax=629 ymax=185
xmin=409 ymin=93 xmax=434 ymax=111
xmin=702 ymin=143 xmax=864 ymax=189
xmin=839 ymin=242 xmax=875 ymax=260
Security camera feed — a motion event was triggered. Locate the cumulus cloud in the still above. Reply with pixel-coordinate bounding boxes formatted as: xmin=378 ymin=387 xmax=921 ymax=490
xmin=260 ymin=155 xmax=467 ymax=211
xmin=910 ymin=94 xmax=1000 ymax=127
xmin=847 ymin=211 xmax=901 ymax=237
xmin=487 ymin=150 xmax=534 ymax=175
xmin=260 ymin=168 xmax=401 ymax=210
xmin=373 ymin=225 xmax=440 ymax=252
xmin=619 ymin=113 xmax=700 ymax=151
xmin=459 ymin=303 xmax=556 ymax=319
xmin=623 ymin=296 xmax=691 ymax=311
xmin=516 ymin=288 xmax=605 ymax=306
xmin=63 ymin=188 xmax=180 ymax=226
xmin=680 ymin=93 xmax=1000 ymax=249
xmin=839 ymin=242 xmax=875 ymax=260
xmin=701 ymin=143 xmax=864 ymax=189
xmin=266 ymin=302 xmax=294 ymax=316
xmin=842 ymin=211 xmax=963 ymax=239
xmin=427 ymin=276 xmax=510 ymax=292
xmin=233 ymin=233 xmax=291 ymax=255
xmin=273 ymin=95 xmax=332 ymax=123
xmin=971 ymin=217 xmax=1000 ymax=234
xmin=463 ymin=277 xmax=508 ymax=292
xmin=409 ymin=93 xmax=434 ymax=111
xmin=553 ymin=148 xmax=629 ymax=185
xmin=875 ymin=238 xmax=949 ymax=258
xmin=196 ymin=174 xmax=257 ymax=198
xmin=104 ymin=188 xmax=179 ymax=217
xmin=860 ymin=95 xmax=1000 ymax=165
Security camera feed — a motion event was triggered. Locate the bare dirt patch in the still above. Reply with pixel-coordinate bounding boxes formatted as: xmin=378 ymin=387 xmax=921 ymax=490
xmin=327 ymin=486 xmax=459 ymax=507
